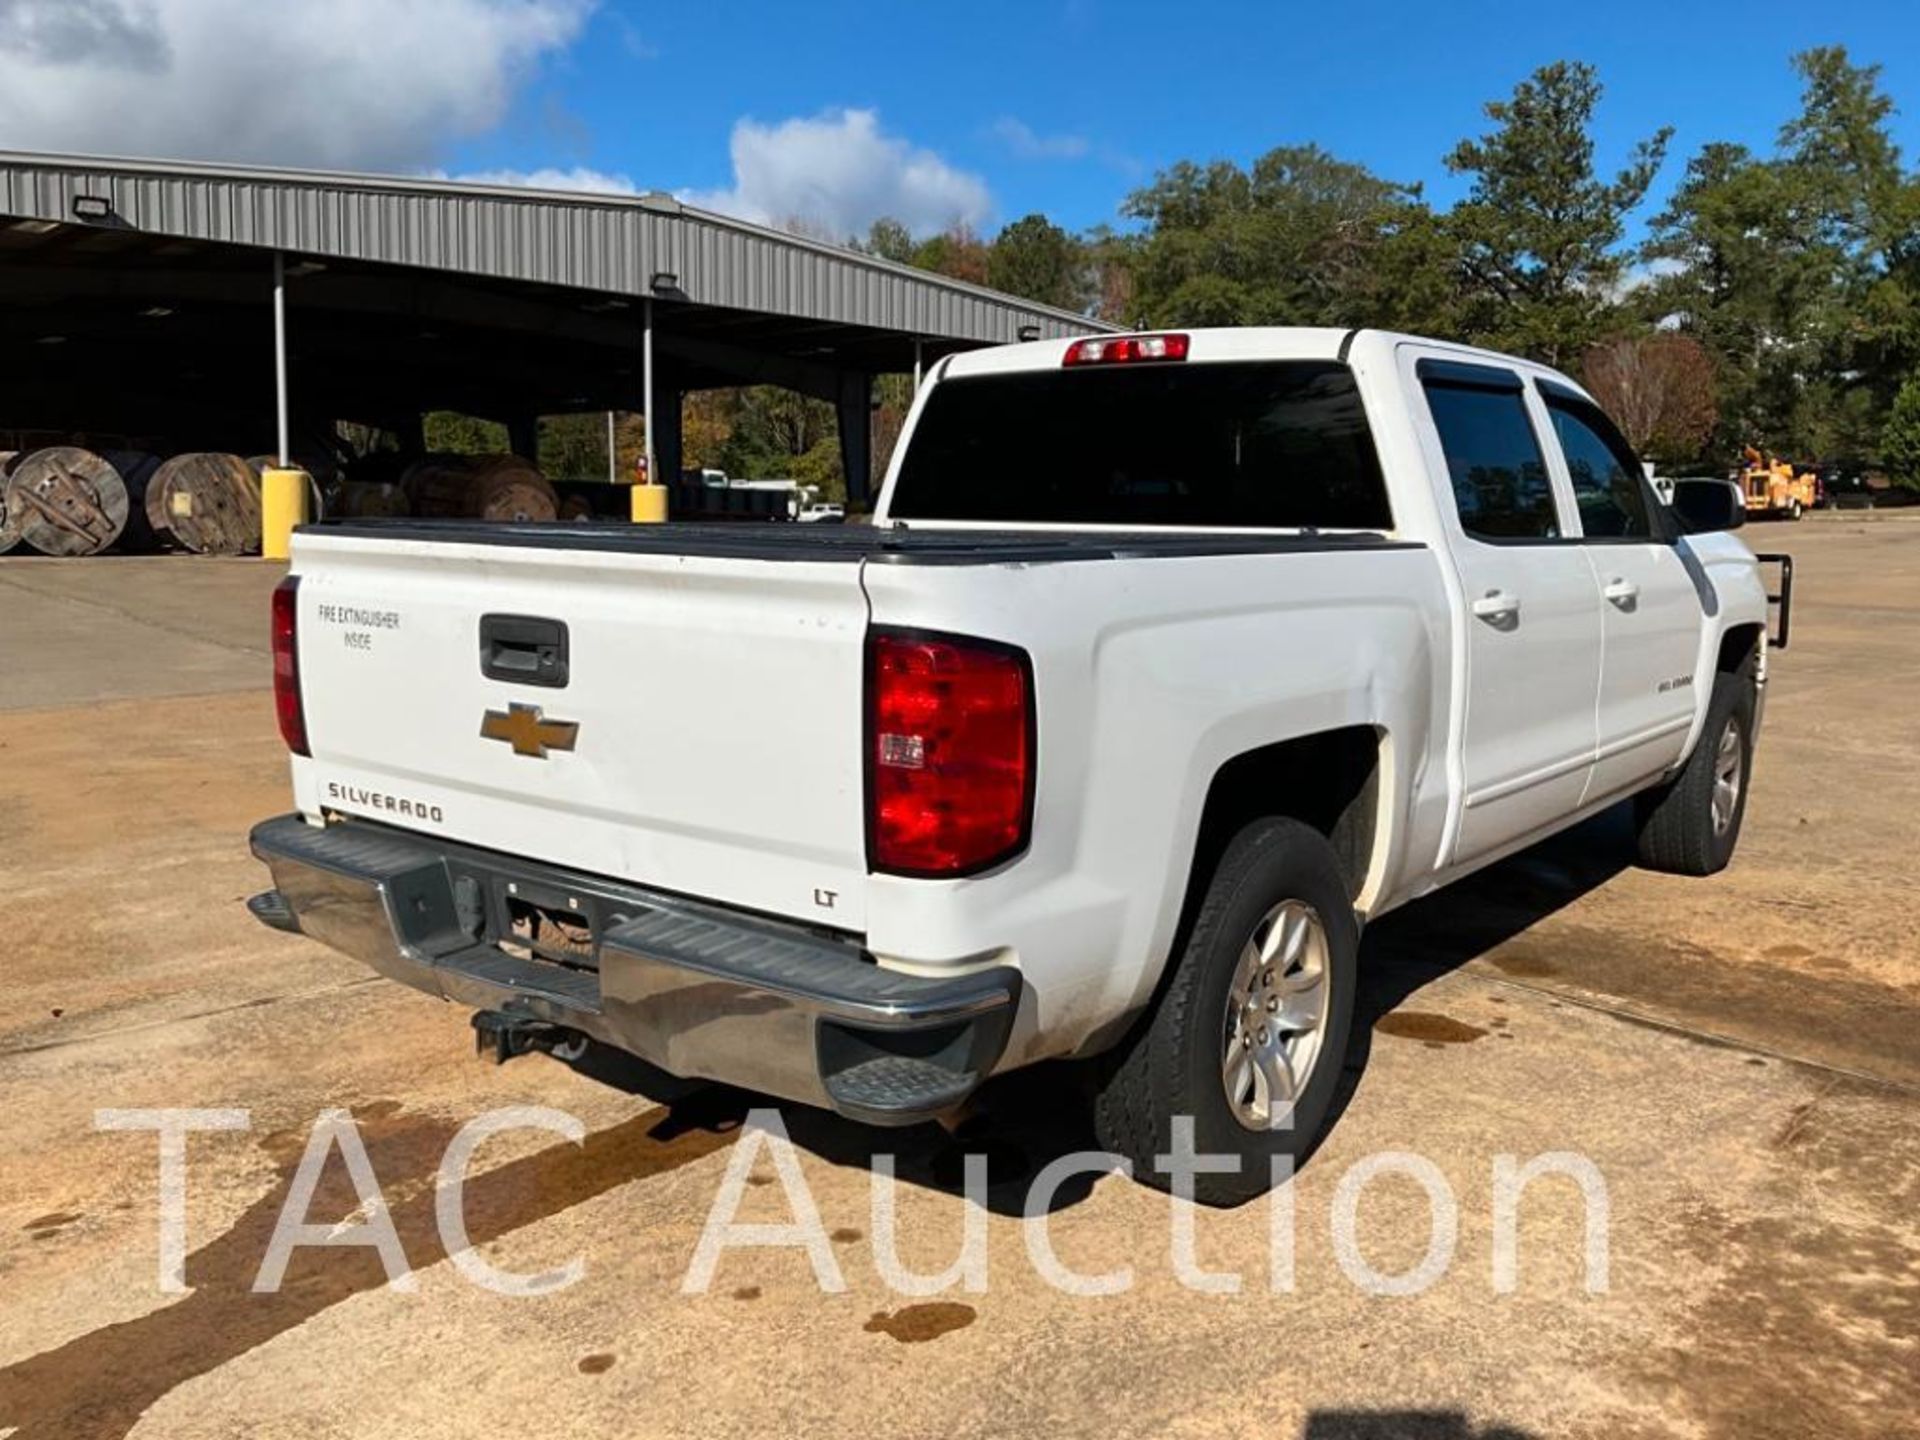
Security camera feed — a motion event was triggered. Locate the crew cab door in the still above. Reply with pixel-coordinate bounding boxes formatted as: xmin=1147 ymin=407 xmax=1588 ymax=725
xmin=1537 ymin=383 xmax=1706 ymax=801
xmin=1409 ymin=356 xmax=1602 ymax=864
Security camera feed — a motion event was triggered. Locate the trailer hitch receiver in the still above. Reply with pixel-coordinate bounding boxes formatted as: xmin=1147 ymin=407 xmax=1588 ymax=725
xmin=471 ymin=1009 xmax=587 ymax=1066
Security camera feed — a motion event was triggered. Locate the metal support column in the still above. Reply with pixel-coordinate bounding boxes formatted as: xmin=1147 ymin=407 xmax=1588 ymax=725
xmin=630 ymin=299 xmax=666 ymax=521
xmin=272 ymin=252 xmax=290 ymax=466
xmin=642 ymin=299 xmax=656 ymax=484
xmin=913 ymin=338 xmax=923 ymax=393
xmin=261 ymin=251 xmax=305 ymax=558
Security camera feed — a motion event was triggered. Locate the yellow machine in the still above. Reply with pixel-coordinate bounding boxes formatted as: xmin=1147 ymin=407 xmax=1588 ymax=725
xmin=1739 ymin=447 xmax=1816 ymax=521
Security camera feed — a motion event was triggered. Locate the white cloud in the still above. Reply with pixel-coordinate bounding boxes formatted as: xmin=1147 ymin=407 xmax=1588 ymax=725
xmin=683 ymin=108 xmax=991 ymax=240
xmin=990 ymin=117 xmax=1089 ymax=162
xmin=0 ymin=0 xmax=593 ymax=171
xmin=447 ymin=165 xmax=637 ymax=194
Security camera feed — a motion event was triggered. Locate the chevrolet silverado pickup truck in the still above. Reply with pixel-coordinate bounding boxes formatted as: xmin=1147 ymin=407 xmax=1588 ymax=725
xmin=249 ymin=328 xmax=1787 ymax=1204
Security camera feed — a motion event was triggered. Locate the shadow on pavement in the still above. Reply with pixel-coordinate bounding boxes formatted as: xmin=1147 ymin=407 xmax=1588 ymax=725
xmin=1327 ymin=802 xmax=1635 ymax=1133
xmin=574 ymin=804 xmax=1639 ymax=1216
xmin=1305 ymin=1411 xmax=1540 ymax=1440
xmin=572 ymin=1043 xmax=1103 ymax=1217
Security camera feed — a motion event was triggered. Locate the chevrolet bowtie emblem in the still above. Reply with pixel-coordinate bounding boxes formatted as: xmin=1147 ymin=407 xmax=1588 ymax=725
xmin=480 ymin=702 xmax=579 ymax=759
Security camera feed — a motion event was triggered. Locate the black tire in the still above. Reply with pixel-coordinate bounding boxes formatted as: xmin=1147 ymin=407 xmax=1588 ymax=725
xmin=1634 ymin=662 xmax=1756 ymax=875
xmin=1093 ymin=817 xmax=1358 ymax=1207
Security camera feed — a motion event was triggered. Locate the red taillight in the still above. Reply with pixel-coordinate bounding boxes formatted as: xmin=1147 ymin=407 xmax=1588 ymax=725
xmin=1063 ymin=332 xmax=1190 ymax=367
xmin=271 ymin=576 xmax=309 ymax=757
xmin=867 ymin=630 xmax=1033 ymax=877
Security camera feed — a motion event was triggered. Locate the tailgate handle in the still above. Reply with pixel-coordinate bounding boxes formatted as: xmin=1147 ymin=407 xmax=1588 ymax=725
xmin=479 ymin=613 xmax=569 ymax=688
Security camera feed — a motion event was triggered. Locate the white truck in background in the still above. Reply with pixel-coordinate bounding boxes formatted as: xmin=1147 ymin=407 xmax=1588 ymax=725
xmin=250 ymin=328 xmax=1787 ymax=1205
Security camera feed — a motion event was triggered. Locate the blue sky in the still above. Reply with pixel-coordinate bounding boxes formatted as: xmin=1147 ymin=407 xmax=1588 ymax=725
xmin=3 ymin=1 xmax=1917 ymax=245
xmin=446 ymin=0 xmax=1920 ymax=239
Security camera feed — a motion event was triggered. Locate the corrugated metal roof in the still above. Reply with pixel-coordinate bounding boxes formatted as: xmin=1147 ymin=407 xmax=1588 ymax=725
xmin=0 ymin=150 xmax=1117 ymax=344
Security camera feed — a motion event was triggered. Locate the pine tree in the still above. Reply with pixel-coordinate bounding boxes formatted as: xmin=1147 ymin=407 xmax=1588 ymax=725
xmin=1881 ymin=375 xmax=1920 ymax=493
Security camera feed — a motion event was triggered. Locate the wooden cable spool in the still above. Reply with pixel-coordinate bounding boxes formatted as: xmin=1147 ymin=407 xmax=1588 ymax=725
xmin=400 ymin=454 xmax=479 ymax=517
xmin=147 ymin=453 xmax=262 ymax=555
xmin=337 ymin=480 xmax=412 ymax=518
xmin=0 ymin=451 xmax=22 ymax=555
xmin=468 ymin=454 xmax=558 ymax=523
xmin=6 ymin=447 xmax=129 ymax=556
xmin=403 ymin=453 xmax=557 ymax=522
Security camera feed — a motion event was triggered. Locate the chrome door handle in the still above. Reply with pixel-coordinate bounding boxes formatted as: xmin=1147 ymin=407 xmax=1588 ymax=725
xmin=1603 ymin=577 xmax=1640 ymax=607
xmin=1471 ymin=589 xmax=1521 ymax=623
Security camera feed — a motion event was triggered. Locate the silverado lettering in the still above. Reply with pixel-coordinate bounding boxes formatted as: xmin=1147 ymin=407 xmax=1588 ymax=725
xmin=324 ymin=782 xmax=444 ymax=824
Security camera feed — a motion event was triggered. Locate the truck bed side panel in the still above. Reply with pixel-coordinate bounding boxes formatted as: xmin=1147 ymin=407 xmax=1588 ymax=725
xmin=858 ymin=544 xmax=1452 ymax=1064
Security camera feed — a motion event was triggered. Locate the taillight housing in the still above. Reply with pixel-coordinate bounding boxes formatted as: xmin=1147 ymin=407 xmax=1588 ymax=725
xmin=1063 ymin=332 xmax=1190 ymax=367
xmin=867 ymin=629 xmax=1034 ymax=877
xmin=271 ymin=576 xmax=309 ymax=757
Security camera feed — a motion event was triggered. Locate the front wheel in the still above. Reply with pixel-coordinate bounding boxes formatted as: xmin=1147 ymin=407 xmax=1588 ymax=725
xmin=1635 ymin=664 xmax=1756 ymax=875
xmin=1787 ymin=498 xmax=1803 ymax=520
xmin=1093 ymin=817 xmax=1357 ymax=1207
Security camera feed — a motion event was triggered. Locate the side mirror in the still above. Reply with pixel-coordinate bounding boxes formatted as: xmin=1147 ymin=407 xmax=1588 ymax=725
xmin=1669 ymin=478 xmax=1745 ymax=533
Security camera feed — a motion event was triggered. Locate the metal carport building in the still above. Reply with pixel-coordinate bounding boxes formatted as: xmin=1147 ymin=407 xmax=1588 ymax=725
xmin=0 ymin=151 xmax=1112 ymax=503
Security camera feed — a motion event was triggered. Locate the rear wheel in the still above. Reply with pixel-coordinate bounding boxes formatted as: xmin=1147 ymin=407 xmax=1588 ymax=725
xmin=1635 ymin=663 xmax=1756 ymax=875
xmin=1787 ymin=498 xmax=1803 ymax=520
xmin=1093 ymin=817 xmax=1357 ymax=1207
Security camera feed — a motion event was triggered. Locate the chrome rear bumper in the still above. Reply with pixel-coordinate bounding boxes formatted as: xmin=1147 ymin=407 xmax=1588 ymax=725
xmin=248 ymin=814 xmax=1019 ymax=1125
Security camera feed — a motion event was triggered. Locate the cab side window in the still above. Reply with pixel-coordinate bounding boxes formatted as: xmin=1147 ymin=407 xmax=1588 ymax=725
xmin=1420 ymin=364 xmax=1558 ymax=540
xmin=1544 ymin=398 xmax=1656 ymax=539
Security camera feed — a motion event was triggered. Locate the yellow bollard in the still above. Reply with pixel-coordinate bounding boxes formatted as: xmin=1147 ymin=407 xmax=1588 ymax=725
xmin=629 ymin=482 xmax=668 ymax=524
xmin=261 ymin=466 xmax=311 ymax=559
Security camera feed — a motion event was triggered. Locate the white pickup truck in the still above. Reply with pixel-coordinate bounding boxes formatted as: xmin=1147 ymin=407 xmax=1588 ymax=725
xmin=250 ymin=328 xmax=1788 ymax=1204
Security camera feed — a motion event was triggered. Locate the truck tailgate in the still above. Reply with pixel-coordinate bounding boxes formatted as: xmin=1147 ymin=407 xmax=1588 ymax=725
xmin=288 ymin=530 xmax=871 ymax=930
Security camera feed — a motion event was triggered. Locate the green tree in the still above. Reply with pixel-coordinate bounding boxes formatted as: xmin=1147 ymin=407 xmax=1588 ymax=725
xmin=421 ymin=411 xmax=509 ymax=455
xmin=862 ymin=217 xmax=915 ymax=264
xmin=1778 ymin=47 xmax=1920 ymax=454
xmin=987 ymin=213 xmax=1088 ymax=310
xmin=1445 ymin=61 xmax=1670 ymax=365
xmin=910 ymin=226 xmax=991 ymax=285
xmin=536 ymin=412 xmax=644 ymax=481
xmin=1640 ymin=142 xmax=1835 ymax=455
xmin=1645 ymin=47 xmax=1919 ymax=461
xmin=1882 ymin=375 xmax=1920 ymax=492
xmin=1118 ymin=144 xmax=1447 ymax=330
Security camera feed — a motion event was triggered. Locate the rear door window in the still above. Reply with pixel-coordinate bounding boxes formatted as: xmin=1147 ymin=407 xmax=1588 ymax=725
xmin=887 ymin=360 xmax=1391 ymax=529
xmin=1419 ymin=366 xmax=1559 ymax=540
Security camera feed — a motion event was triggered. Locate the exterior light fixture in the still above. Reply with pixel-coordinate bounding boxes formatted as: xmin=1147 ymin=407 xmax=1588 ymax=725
xmin=650 ymin=271 xmax=680 ymax=293
xmin=71 ymin=194 xmax=112 ymax=220
xmin=1018 ymin=325 xmax=1042 ymax=342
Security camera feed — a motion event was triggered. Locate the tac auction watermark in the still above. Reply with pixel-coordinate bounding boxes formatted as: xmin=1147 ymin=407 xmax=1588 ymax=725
xmin=94 ymin=1106 xmax=1611 ymax=1301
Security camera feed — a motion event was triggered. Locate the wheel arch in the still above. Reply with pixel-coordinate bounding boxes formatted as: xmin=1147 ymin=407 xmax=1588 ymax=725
xmin=1716 ymin=620 xmax=1764 ymax=679
xmin=1176 ymin=725 xmax=1386 ymax=932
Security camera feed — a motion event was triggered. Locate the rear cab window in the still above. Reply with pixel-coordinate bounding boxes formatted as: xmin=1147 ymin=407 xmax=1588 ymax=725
xmin=886 ymin=360 xmax=1392 ymax=530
